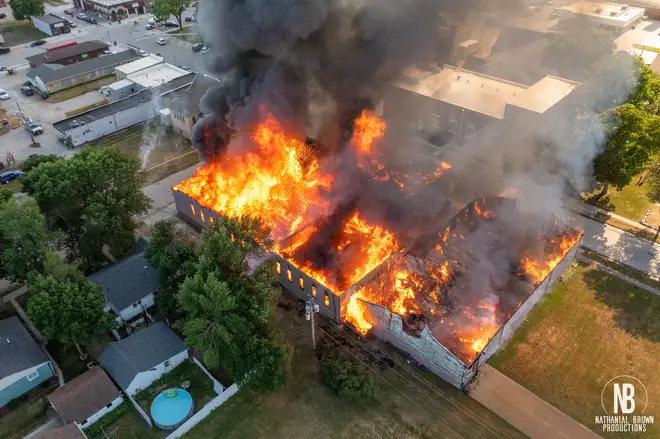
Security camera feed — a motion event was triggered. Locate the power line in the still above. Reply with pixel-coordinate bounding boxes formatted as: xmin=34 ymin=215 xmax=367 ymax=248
xmin=320 ymin=323 xmax=502 ymax=439
xmin=315 ymin=325 xmax=465 ymax=439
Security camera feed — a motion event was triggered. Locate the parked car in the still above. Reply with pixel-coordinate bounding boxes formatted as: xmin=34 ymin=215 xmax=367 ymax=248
xmin=138 ymin=49 xmax=148 ymax=57
xmin=184 ymin=16 xmax=193 ymax=22
xmin=68 ymin=21 xmax=77 ymax=28
xmin=0 ymin=89 xmax=9 ymax=100
xmin=0 ymin=170 xmax=22 ymax=184
xmin=30 ymin=40 xmax=46 ymax=47
xmin=0 ymin=13 xmax=6 ymax=19
xmin=64 ymin=9 xmax=73 ymax=15
xmin=201 ymin=46 xmax=209 ymax=54
xmin=145 ymin=23 xmax=154 ymax=29
xmin=76 ymin=13 xmax=87 ymax=19
xmin=0 ymin=47 xmax=10 ymax=55
xmin=20 ymin=86 xmax=34 ymax=96
xmin=164 ymin=20 xmax=178 ymax=27
xmin=156 ymin=37 xmax=166 ymax=45
xmin=192 ymin=43 xmax=204 ymax=52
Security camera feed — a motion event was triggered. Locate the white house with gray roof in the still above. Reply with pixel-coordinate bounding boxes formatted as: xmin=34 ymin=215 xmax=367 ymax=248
xmin=99 ymin=322 xmax=188 ymax=396
xmin=0 ymin=317 xmax=54 ymax=407
xmin=87 ymin=238 xmax=158 ymax=322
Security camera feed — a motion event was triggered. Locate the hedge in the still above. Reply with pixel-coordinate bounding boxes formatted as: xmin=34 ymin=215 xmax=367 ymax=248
xmin=83 ymin=401 xmax=129 ymax=438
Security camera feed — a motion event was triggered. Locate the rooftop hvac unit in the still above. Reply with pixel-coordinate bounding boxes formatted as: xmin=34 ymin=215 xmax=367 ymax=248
xmin=610 ymin=11 xmax=618 ymax=16
xmin=622 ymin=5 xmax=629 ymax=9
xmin=595 ymin=7 xmax=603 ymax=13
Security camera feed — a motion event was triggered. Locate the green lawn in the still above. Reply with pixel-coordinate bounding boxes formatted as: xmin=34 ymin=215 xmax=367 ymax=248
xmin=490 ymin=263 xmax=660 ymax=438
xmin=86 ymin=124 xmax=198 ymax=184
xmin=184 ymin=299 xmax=525 ymax=439
xmin=134 ymin=360 xmax=216 ymax=415
xmin=0 ymin=21 xmax=48 ymax=47
xmin=86 ymin=407 xmax=165 ymax=439
xmin=582 ymin=177 xmax=652 ymax=222
xmin=0 ymin=397 xmax=49 ymax=439
xmin=47 ymin=77 xmax=116 ymax=104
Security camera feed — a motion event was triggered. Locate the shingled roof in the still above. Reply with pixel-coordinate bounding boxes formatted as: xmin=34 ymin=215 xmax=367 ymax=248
xmin=26 ymin=40 xmax=110 ymax=67
xmin=87 ymin=247 xmax=158 ymax=313
xmin=48 ymin=367 xmax=120 ymax=424
xmin=26 ymin=49 xmax=139 ymax=84
xmin=99 ymin=323 xmax=187 ymax=391
xmin=32 ymin=423 xmax=86 ymax=439
xmin=0 ymin=317 xmax=48 ymax=380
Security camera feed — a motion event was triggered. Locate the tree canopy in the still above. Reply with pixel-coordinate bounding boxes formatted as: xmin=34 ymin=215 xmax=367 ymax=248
xmin=145 ymin=220 xmax=197 ymax=318
xmin=19 ymin=154 xmax=63 ymax=194
xmin=319 ymin=354 xmax=377 ymax=402
xmin=27 ymin=258 xmax=115 ymax=348
xmin=177 ymin=216 xmax=291 ymax=393
xmin=0 ymin=198 xmax=50 ymax=283
xmin=152 ymin=0 xmax=189 ymax=29
xmin=8 ymin=0 xmax=44 ymax=21
xmin=23 ymin=148 xmax=151 ymax=268
xmin=593 ymin=104 xmax=660 ymax=191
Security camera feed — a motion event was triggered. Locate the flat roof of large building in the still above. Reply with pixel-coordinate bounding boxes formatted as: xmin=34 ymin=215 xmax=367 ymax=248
xmin=32 ymin=14 xmax=67 ymax=25
xmin=115 ymin=54 xmax=164 ymax=76
xmin=560 ymin=1 xmax=645 ymax=22
xmin=393 ymin=65 xmax=578 ymax=119
xmin=127 ymin=62 xmax=190 ymax=89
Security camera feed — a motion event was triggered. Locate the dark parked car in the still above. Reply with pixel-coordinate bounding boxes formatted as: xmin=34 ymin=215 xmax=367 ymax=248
xmin=192 ymin=43 xmax=204 ymax=52
xmin=30 ymin=40 xmax=46 ymax=47
xmin=0 ymin=47 xmax=10 ymax=55
xmin=164 ymin=20 xmax=178 ymax=27
xmin=64 ymin=9 xmax=74 ymax=15
xmin=0 ymin=13 xmax=7 ymax=19
xmin=20 ymin=86 xmax=34 ymax=96
xmin=0 ymin=170 xmax=22 ymax=184
xmin=184 ymin=16 xmax=193 ymax=22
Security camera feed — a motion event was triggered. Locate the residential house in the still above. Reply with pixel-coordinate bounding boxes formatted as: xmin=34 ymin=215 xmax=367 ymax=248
xmin=99 ymin=322 xmax=188 ymax=396
xmin=26 ymin=49 xmax=139 ymax=95
xmin=31 ymin=14 xmax=70 ymax=37
xmin=87 ymin=238 xmax=158 ymax=322
xmin=0 ymin=317 xmax=54 ymax=407
xmin=160 ymin=73 xmax=221 ymax=140
xmin=33 ymin=423 xmax=87 ymax=439
xmin=53 ymin=89 xmax=155 ymax=147
xmin=48 ymin=367 xmax=123 ymax=429
xmin=26 ymin=40 xmax=110 ymax=68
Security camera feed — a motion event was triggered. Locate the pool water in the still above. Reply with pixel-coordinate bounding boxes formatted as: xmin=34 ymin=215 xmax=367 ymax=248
xmin=150 ymin=388 xmax=194 ymax=430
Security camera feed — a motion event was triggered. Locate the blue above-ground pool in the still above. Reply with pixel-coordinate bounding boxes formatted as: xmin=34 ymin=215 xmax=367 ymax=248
xmin=150 ymin=388 xmax=194 ymax=430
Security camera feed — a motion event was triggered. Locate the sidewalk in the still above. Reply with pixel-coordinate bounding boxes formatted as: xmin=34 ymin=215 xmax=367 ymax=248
xmin=469 ymin=365 xmax=602 ymax=439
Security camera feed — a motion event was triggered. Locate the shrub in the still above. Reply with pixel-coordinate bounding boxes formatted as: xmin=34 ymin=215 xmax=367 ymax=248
xmin=83 ymin=401 xmax=129 ymax=438
xmin=319 ymin=355 xmax=377 ymax=402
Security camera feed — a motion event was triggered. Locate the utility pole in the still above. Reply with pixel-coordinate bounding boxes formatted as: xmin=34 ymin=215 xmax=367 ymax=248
xmin=16 ymin=102 xmax=35 ymax=144
xmin=305 ymin=296 xmax=320 ymax=350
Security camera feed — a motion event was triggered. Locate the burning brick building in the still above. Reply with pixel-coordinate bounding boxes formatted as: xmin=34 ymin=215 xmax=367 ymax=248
xmin=171 ymin=111 xmax=581 ymax=389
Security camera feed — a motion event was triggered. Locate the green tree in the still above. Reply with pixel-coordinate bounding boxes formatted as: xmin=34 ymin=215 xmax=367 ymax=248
xmin=152 ymin=0 xmax=189 ymax=30
xmin=177 ymin=216 xmax=292 ymax=393
xmin=543 ymin=28 xmax=614 ymax=80
xmin=593 ymin=104 xmax=660 ymax=197
xmin=319 ymin=354 xmax=377 ymax=402
xmin=19 ymin=154 xmax=63 ymax=194
xmin=8 ymin=0 xmax=44 ymax=21
xmin=145 ymin=220 xmax=197 ymax=318
xmin=645 ymin=158 xmax=660 ymax=203
xmin=28 ymin=261 xmax=114 ymax=358
xmin=0 ymin=198 xmax=50 ymax=282
xmin=23 ymin=148 xmax=151 ymax=268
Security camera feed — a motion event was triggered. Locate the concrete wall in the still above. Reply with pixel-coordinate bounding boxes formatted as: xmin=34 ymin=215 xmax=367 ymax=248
xmin=170 ymin=110 xmax=193 ymax=139
xmin=78 ymin=395 xmax=124 ymax=428
xmin=0 ymin=362 xmax=53 ymax=407
xmin=165 ymin=383 xmax=239 ymax=439
xmin=126 ymin=350 xmax=188 ymax=396
xmin=63 ymin=100 xmax=156 ymax=146
xmin=117 ymin=292 xmax=155 ymax=322
xmin=363 ymin=302 xmax=466 ymax=388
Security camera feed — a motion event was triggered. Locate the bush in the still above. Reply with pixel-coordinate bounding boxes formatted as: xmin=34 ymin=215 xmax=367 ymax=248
xmin=83 ymin=401 xmax=129 ymax=438
xmin=319 ymin=355 xmax=377 ymax=402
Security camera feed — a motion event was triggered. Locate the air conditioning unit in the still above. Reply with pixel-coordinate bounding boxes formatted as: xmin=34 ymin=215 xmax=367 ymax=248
xmin=610 ymin=11 xmax=617 ymax=16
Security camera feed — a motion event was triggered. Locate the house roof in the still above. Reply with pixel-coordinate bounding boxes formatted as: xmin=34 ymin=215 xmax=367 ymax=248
xmin=48 ymin=367 xmax=120 ymax=424
xmin=99 ymin=323 xmax=187 ymax=390
xmin=86 ymin=247 xmax=158 ymax=313
xmin=26 ymin=40 xmax=109 ymax=66
xmin=131 ymin=236 xmax=150 ymax=255
xmin=127 ymin=63 xmax=191 ymax=89
xmin=393 ymin=65 xmax=578 ymax=119
xmin=161 ymin=73 xmax=222 ymax=116
xmin=53 ymin=89 xmax=153 ymax=133
xmin=114 ymin=54 xmax=164 ymax=76
xmin=26 ymin=49 xmax=139 ymax=84
xmin=32 ymin=14 xmax=67 ymax=25
xmin=32 ymin=423 xmax=87 ymax=439
xmin=0 ymin=317 xmax=48 ymax=381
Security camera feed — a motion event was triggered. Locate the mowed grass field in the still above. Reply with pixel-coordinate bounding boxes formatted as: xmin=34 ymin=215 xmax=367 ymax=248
xmin=186 ymin=299 xmax=526 ymax=439
xmin=0 ymin=21 xmax=47 ymax=47
xmin=490 ymin=262 xmax=660 ymax=438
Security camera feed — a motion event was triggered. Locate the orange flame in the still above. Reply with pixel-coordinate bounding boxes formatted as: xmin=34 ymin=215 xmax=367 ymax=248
xmin=352 ymin=111 xmax=387 ymax=154
xmin=520 ymin=233 xmax=580 ymax=284
xmin=345 ymin=292 xmax=373 ymax=335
